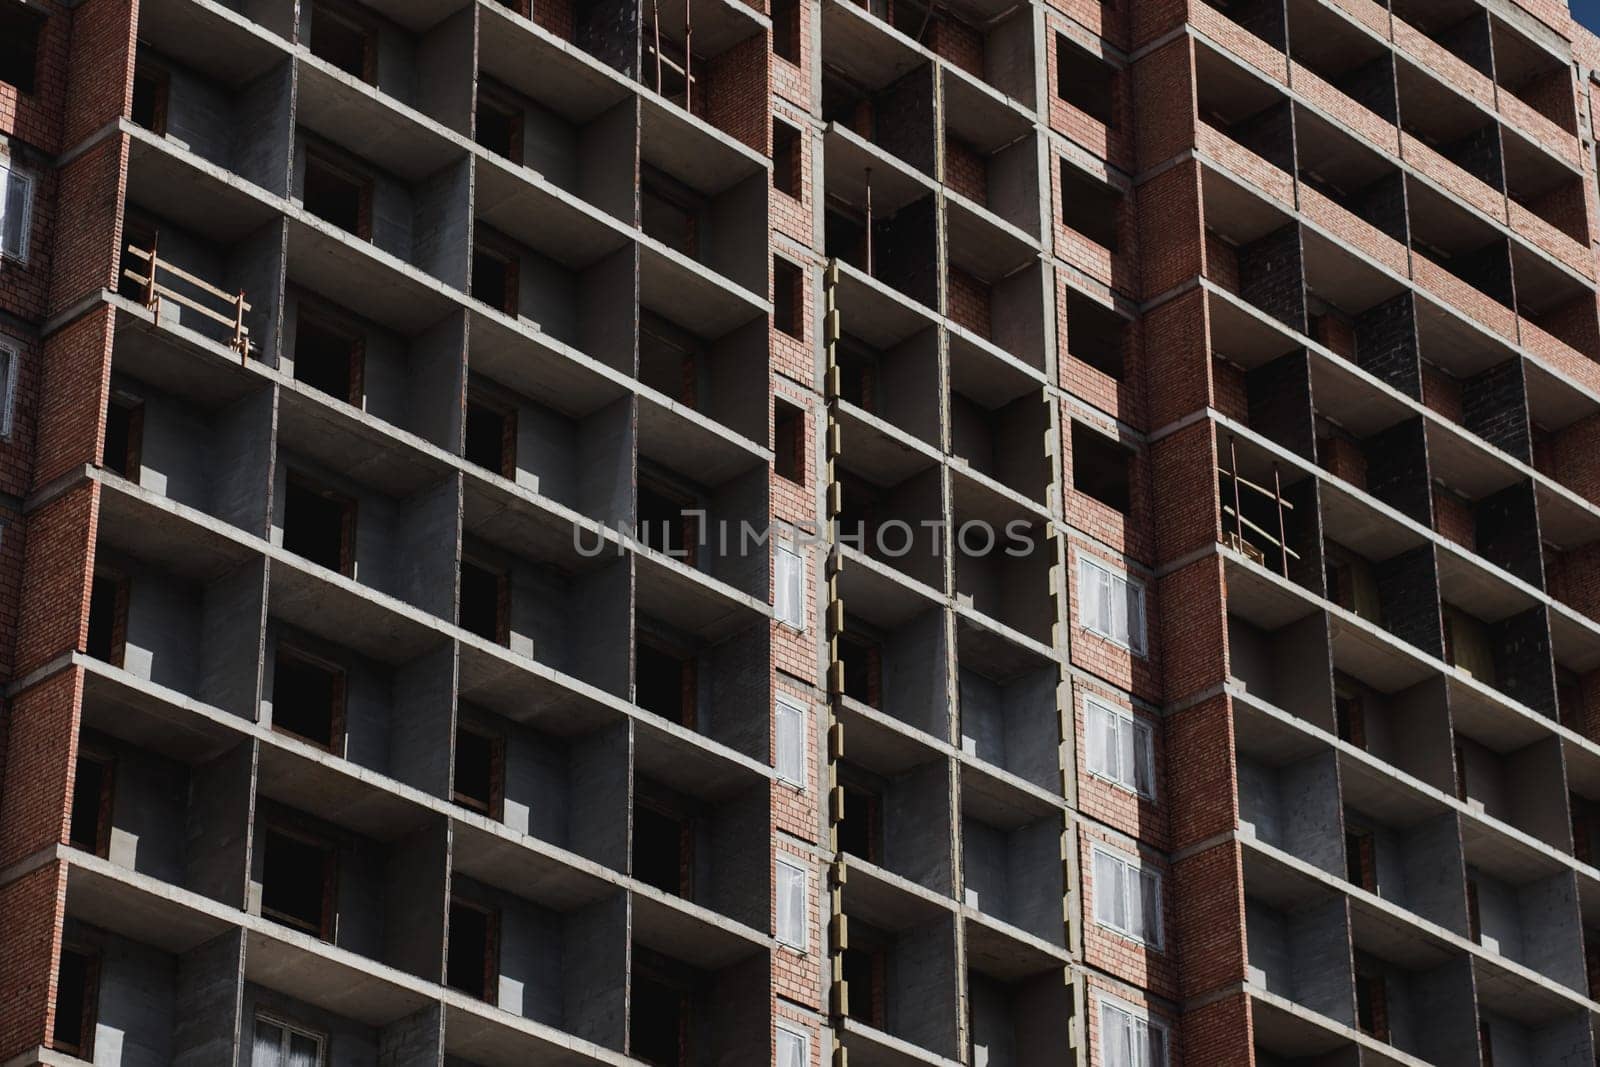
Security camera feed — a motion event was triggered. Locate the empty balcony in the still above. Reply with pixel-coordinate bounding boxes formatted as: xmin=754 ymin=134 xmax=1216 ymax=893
xmin=130 ymin=43 xmax=294 ymax=196
xmin=627 ymin=943 xmax=768 ymax=1065
xmin=250 ymin=802 xmax=448 ymax=980
xmin=452 ymin=707 xmax=630 ymax=873
xmin=833 ymin=326 xmax=942 ymax=451
xmin=1452 ymin=731 xmax=1569 ymax=851
xmin=463 ymin=216 xmax=632 ymax=362
xmin=836 ymin=462 xmax=945 ymax=593
xmin=271 ymin=456 xmax=458 ymax=617
xmin=630 ymin=773 xmax=770 ymax=930
xmin=951 ymin=479 xmax=1054 ymax=646
xmin=637 ymin=306 xmax=770 ymax=444
xmin=1490 ymin=15 xmax=1579 ymax=144
xmin=956 ymin=622 xmax=1059 ymax=792
xmin=469 ymin=54 xmax=637 ymax=225
xmin=291 ymin=121 xmax=470 ymax=289
xmin=1396 ymin=63 xmax=1507 ymax=225
xmin=450 ymin=522 xmax=631 ymax=697
xmin=1340 ymin=778 xmax=1465 ymax=933
xmin=296 ymin=0 xmax=475 ymax=136
xmin=98 ymin=365 xmax=274 ymax=533
xmin=1346 ymin=950 xmax=1477 ymax=1061
xmin=65 ymin=730 xmax=253 ymax=910
xmin=444 ymin=875 xmax=627 ymax=1046
xmin=84 ymin=520 xmax=266 ymax=717
xmin=1237 ymin=744 xmax=1343 ymax=876
xmin=1245 ymin=893 xmax=1356 ymax=1028
xmin=837 ymin=756 xmax=954 ymax=896
xmin=949 ymin=347 xmax=1049 ymax=506
xmin=116 ymin=203 xmax=281 ymax=358
xmin=45 ymin=921 xmax=250 ymax=1065
xmin=837 ymin=907 xmax=960 ymax=1061
xmin=964 ymin=963 xmax=1072 ymax=1067
xmin=959 ymin=782 xmax=1063 ymax=945
xmin=282 ymin=288 xmax=465 ymax=450
xmin=242 ymin=977 xmax=445 ymax=1066
xmin=1285 ymin=0 xmax=1398 ymax=145
xmin=836 ymin=605 xmax=951 ymax=743
xmin=1463 ymin=857 xmax=1585 ymax=991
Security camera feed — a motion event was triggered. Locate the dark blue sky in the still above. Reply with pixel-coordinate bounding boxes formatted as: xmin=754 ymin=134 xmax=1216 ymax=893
xmin=1576 ymin=0 xmax=1600 ymax=32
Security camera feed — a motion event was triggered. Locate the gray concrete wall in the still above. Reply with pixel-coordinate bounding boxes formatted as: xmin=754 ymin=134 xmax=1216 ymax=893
xmin=392 ymin=643 xmax=456 ymax=798
xmin=382 ymin=819 xmax=448 ymax=980
xmin=1510 ymin=868 xmax=1584 ymax=991
xmin=1506 ymin=735 xmax=1571 ymax=851
xmin=523 ymin=95 xmax=580 ymax=192
xmin=234 ymin=64 xmax=295 ymax=196
xmin=702 ymin=788 xmax=771 ymax=932
xmin=571 ymin=558 xmax=632 ymax=697
xmin=960 ymin=813 xmax=1061 ymax=944
xmin=580 ymin=100 xmax=635 ymax=221
xmin=112 ymin=549 xmax=203 ymax=696
xmin=198 ymin=558 xmax=268 ymax=719
xmin=209 ymin=388 xmax=277 ymax=535
xmin=706 ymin=318 xmax=769 ymax=445
xmin=376 ymin=1003 xmax=443 ymax=1067
xmin=958 ymin=662 xmax=1059 ymax=791
xmin=173 ymin=930 xmax=244 ymax=1067
xmin=984 ymin=12 xmax=1036 ymax=106
xmin=878 ymin=330 xmax=941 ymax=446
xmin=882 ymin=607 xmax=949 ymax=739
xmin=1385 ymin=677 xmax=1455 ymax=793
xmin=885 ymin=916 xmax=958 ymax=1057
xmin=93 ymin=928 xmax=178 ymax=1067
xmin=561 ymin=894 xmax=627 ymax=1050
xmin=394 ymin=474 xmax=461 ymax=619
xmin=708 ymin=465 xmax=768 ymax=596
xmin=230 ymin=222 xmax=289 ymax=368
xmin=702 ymin=173 xmax=767 ymax=296
xmin=186 ymin=743 xmax=254 ymax=907
xmin=412 ymin=158 xmax=472 ymax=289
xmin=415 ymin=9 xmax=473 ymax=136
xmin=567 ymin=721 xmax=630 ymax=871
xmin=967 ymin=972 xmax=1017 ymax=1067
xmin=1238 ymin=751 xmax=1343 ymax=875
xmin=883 ymin=759 xmax=954 ymax=893
xmin=578 ymin=246 xmax=638 ymax=375
xmin=1403 ymin=958 xmax=1478 ymax=1065
xmin=577 ymin=396 xmax=635 ymax=528
xmin=1397 ymin=813 xmax=1467 ymax=934
xmin=95 ymin=729 xmax=188 ymax=884
xmin=703 ymin=625 xmax=771 ymax=761
xmin=405 ymin=312 xmax=467 ymax=451
xmin=984 ymin=137 xmax=1042 ymax=237
xmin=989 ymin=263 xmax=1048 ymax=371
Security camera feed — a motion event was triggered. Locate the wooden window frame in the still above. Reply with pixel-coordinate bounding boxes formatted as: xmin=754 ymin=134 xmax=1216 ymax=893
xmin=303 ymin=147 xmax=374 ymax=241
xmin=260 ymin=822 xmax=339 ymax=942
xmin=69 ymin=749 xmax=116 ymax=858
xmin=452 ymin=723 xmax=505 ymax=820
xmin=271 ymin=642 xmax=348 ymax=755
xmin=50 ymin=943 xmax=100 ymax=1060
xmin=459 ymin=554 xmax=511 ymax=646
xmin=284 ymin=471 xmax=358 ymax=578
xmin=308 ymin=1 xmax=377 ymax=84
xmin=293 ymin=302 xmax=366 ymax=406
xmin=475 ymin=84 xmax=526 ymax=166
xmin=447 ymin=895 xmax=501 ymax=1005
xmin=253 ymin=1012 xmax=328 ymax=1066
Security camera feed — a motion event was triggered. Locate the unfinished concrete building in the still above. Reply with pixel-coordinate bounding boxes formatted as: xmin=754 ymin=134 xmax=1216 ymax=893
xmin=9 ymin=0 xmax=1600 ymax=1063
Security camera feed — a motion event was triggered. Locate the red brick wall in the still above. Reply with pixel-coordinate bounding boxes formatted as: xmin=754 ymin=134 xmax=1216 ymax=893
xmin=62 ymin=0 xmax=138 ymax=148
xmin=33 ymin=304 xmax=113 ymax=489
xmin=0 ymin=1 xmax=70 ymax=154
xmin=0 ymin=667 xmax=82 ymax=866
xmin=14 ymin=484 xmax=97 ymax=678
xmin=946 ymin=267 xmax=990 ymax=339
xmin=46 ymin=135 xmax=126 ymax=318
xmin=0 ymin=861 xmax=67 ymax=1061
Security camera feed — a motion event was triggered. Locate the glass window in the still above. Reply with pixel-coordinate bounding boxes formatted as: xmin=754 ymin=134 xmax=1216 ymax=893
xmin=1099 ymin=999 xmax=1167 ymax=1067
xmin=1078 ymin=555 xmax=1146 ymax=655
xmin=1085 ymin=697 xmax=1154 ymax=798
xmin=775 ymin=544 xmax=806 ymax=630
xmin=1092 ymin=846 xmax=1162 ymax=949
xmin=775 ymin=694 xmax=806 ymax=788
xmin=775 ymin=856 xmax=808 ymax=951
xmin=252 ymin=1015 xmax=324 ymax=1067
xmin=0 ymin=164 xmax=33 ymax=263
